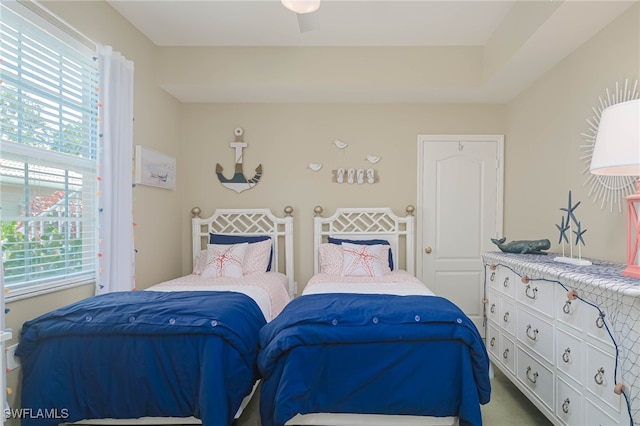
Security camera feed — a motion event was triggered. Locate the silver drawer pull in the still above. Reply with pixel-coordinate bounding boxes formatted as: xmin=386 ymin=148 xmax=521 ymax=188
xmin=490 ymin=303 xmax=495 ymax=314
xmin=526 ymin=324 xmax=539 ymax=341
xmin=562 ymin=300 xmax=572 ymax=315
xmin=594 ymin=367 xmax=605 ymax=385
xmin=503 ymin=312 xmax=509 ymax=323
xmin=526 ymin=366 xmax=538 ymax=384
xmin=562 ymin=348 xmax=571 ymax=363
xmin=562 ymin=398 xmax=570 ymax=414
xmin=595 ymin=315 xmax=605 ymax=329
xmin=503 ymin=348 xmax=509 ymax=360
xmin=503 ymin=276 xmax=509 ymax=288
xmin=490 ymin=271 xmax=495 ymax=282
xmin=490 ymin=337 xmax=495 ymax=347
xmin=525 ymin=284 xmax=538 ymax=300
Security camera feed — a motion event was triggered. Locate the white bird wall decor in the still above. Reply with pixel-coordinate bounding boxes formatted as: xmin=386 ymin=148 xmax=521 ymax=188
xmin=365 ymin=155 xmax=381 ymax=164
xmin=333 ymin=139 xmax=348 ymax=149
xmin=307 ymin=163 xmax=323 ymax=171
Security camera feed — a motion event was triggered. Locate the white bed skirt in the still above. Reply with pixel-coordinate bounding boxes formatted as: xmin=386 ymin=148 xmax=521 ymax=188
xmin=67 ymin=381 xmax=259 ymax=425
xmin=286 ymin=413 xmax=458 ymax=426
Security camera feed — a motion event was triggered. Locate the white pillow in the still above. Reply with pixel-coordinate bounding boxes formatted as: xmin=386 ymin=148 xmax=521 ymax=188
xmin=341 ymin=242 xmax=387 ymax=277
xmin=243 ymin=239 xmax=272 ymax=275
xmin=201 ymin=243 xmax=248 ymax=278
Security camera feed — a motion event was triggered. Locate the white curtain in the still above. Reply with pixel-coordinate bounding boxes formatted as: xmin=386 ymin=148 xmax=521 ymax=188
xmin=96 ymin=45 xmax=135 ymax=294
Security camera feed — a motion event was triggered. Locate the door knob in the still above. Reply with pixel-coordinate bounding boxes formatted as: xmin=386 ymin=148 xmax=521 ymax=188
xmin=425 ymin=247 xmax=432 ymax=254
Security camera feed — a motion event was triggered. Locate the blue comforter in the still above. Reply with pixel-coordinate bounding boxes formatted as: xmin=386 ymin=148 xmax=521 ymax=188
xmin=258 ymin=293 xmax=491 ymax=426
xmin=16 ymin=290 xmax=266 ymax=426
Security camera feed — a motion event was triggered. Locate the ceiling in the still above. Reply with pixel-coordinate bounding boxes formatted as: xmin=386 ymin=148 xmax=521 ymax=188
xmin=106 ymin=1 xmax=516 ymax=47
xmin=106 ymin=0 xmax=638 ymax=103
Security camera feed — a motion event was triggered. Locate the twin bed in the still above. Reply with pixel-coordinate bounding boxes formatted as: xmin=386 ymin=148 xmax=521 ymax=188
xmin=16 ymin=206 xmax=490 ymax=426
xmin=258 ymin=206 xmax=490 ymax=426
xmin=17 ymin=207 xmax=295 ymax=426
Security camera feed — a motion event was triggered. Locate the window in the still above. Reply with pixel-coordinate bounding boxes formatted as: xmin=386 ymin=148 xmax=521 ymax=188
xmin=0 ymin=2 xmax=99 ymax=300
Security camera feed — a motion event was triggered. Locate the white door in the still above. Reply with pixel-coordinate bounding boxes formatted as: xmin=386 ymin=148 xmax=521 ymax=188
xmin=417 ymin=135 xmax=504 ymax=335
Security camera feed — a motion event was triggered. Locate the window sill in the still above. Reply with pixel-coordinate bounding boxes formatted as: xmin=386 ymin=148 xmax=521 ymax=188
xmin=6 ymin=279 xmax=94 ymax=303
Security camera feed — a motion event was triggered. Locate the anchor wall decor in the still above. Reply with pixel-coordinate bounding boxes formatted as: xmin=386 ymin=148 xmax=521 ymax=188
xmin=216 ymin=127 xmax=262 ymax=193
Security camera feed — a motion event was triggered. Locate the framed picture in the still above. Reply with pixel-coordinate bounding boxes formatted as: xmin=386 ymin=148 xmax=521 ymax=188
xmin=134 ymin=145 xmax=176 ymax=190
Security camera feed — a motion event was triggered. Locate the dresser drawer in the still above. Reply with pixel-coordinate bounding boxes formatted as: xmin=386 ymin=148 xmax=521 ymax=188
xmin=486 ymin=264 xmax=498 ymax=290
xmin=486 ymin=264 xmax=502 ymax=292
xmin=556 ymin=376 xmax=583 ymax=426
xmin=498 ymin=267 xmax=516 ymax=298
xmin=517 ymin=308 xmax=554 ymax=364
xmin=500 ymin=298 xmax=516 ymax=336
xmin=516 ymin=277 xmax=554 ymax=318
xmin=487 ymin=288 xmax=500 ymax=324
xmin=585 ymin=397 xmax=620 ymax=426
xmin=516 ymin=347 xmax=554 ymax=410
xmin=555 ymin=287 xmax=583 ymax=332
xmin=500 ymin=334 xmax=515 ymax=374
xmin=487 ymin=264 xmax=515 ymax=299
xmin=556 ymin=327 xmax=583 ymax=384
xmin=584 ymin=303 xmax=615 ymax=349
xmin=585 ymin=343 xmax=620 ymax=413
xmin=487 ymin=323 xmax=500 ymax=359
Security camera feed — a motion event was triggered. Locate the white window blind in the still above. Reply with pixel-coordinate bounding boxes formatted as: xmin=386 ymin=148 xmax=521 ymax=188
xmin=0 ymin=2 xmax=99 ymax=299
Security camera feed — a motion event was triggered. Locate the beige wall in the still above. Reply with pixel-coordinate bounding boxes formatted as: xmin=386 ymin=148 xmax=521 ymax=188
xmin=178 ymin=103 xmax=505 ymax=288
xmin=156 ymin=46 xmax=485 ymax=103
xmin=504 ymin=3 xmax=639 ymax=263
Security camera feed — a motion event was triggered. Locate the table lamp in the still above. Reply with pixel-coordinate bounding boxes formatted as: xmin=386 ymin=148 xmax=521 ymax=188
xmin=590 ymin=99 xmax=640 ymax=278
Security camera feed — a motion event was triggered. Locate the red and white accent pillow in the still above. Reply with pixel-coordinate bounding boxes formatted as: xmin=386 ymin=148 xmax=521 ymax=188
xmin=341 ymin=242 xmax=388 ymax=277
xmin=193 ymin=249 xmax=209 ymax=275
xmin=201 ymin=243 xmax=248 ymax=278
xmin=319 ymin=243 xmax=344 ymax=275
xmin=243 ymin=239 xmax=272 ymax=275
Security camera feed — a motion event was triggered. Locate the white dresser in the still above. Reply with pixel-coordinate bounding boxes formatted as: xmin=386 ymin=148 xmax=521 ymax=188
xmin=482 ymin=251 xmax=639 ymax=426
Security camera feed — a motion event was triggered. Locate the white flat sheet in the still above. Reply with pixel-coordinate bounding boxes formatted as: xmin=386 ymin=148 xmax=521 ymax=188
xmin=302 ymin=270 xmax=435 ymax=296
xmin=147 ymin=272 xmax=291 ymax=321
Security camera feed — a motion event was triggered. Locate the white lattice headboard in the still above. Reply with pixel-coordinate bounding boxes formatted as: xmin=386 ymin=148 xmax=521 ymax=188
xmin=313 ymin=206 xmax=416 ymax=275
xmin=191 ymin=206 xmax=295 ymax=297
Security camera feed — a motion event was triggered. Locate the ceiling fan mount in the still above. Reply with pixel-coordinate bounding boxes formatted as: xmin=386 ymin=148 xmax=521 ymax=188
xmin=281 ymin=0 xmax=321 ymax=14
xmin=281 ymin=0 xmax=321 ymax=33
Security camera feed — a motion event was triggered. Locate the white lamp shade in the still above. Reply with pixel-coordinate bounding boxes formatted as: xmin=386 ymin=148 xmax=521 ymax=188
xmin=590 ymin=99 xmax=640 ymax=176
xmin=281 ymin=0 xmax=321 ymax=14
